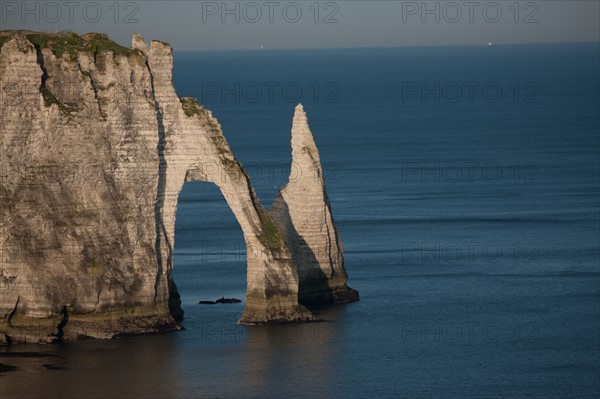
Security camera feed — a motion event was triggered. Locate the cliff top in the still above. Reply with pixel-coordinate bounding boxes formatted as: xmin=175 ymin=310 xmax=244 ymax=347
xmin=0 ymin=30 xmax=152 ymax=58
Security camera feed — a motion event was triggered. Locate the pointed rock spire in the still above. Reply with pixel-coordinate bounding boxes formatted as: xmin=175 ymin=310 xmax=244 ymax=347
xmin=270 ymin=104 xmax=359 ymax=305
xmin=291 ymin=103 xmax=322 ymax=174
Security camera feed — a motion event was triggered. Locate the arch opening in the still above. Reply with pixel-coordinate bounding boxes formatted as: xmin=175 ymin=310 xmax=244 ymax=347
xmin=173 ymin=181 xmax=247 ymax=319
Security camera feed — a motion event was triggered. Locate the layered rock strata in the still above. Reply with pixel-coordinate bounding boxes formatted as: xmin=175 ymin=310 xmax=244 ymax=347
xmin=270 ymin=105 xmax=359 ymax=305
xmin=0 ymin=31 xmax=354 ymax=344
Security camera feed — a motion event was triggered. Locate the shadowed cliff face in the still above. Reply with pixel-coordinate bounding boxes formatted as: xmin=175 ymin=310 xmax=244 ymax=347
xmin=0 ymin=31 xmax=352 ymax=344
xmin=270 ymin=105 xmax=359 ymax=306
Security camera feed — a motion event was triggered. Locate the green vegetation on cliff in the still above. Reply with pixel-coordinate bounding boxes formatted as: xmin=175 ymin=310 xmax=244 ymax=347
xmin=0 ymin=31 xmax=147 ymax=111
xmin=0 ymin=31 xmax=139 ymax=59
xmin=0 ymin=35 xmax=13 ymax=50
xmin=180 ymin=97 xmax=203 ymax=117
xmin=40 ymin=85 xmax=59 ymax=107
xmin=258 ymin=212 xmax=286 ymax=250
xmin=25 ymin=32 xmax=82 ymax=59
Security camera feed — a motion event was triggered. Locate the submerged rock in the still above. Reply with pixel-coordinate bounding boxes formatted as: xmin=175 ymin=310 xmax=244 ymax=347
xmin=41 ymin=364 xmax=70 ymax=370
xmin=215 ymin=297 xmax=242 ymax=304
xmin=199 ymin=298 xmax=242 ymax=304
xmin=0 ymin=363 xmax=18 ymax=373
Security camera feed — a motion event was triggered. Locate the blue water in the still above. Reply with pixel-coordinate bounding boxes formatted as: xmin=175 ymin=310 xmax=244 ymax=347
xmin=2 ymin=43 xmax=599 ymax=398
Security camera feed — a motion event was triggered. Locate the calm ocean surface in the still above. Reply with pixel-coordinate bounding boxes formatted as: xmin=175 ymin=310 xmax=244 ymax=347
xmin=1 ymin=43 xmax=599 ymax=398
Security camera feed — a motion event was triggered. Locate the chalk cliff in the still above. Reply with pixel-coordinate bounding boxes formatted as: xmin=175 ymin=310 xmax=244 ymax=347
xmin=270 ymin=105 xmax=359 ymax=305
xmin=0 ymin=31 xmax=356 ymax=344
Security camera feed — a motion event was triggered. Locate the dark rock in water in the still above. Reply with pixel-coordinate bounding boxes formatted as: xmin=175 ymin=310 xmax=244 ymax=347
xmin=0 ymin=363 xmax=18 ymax=373
xmin=0 ymin=352 xmax=56 ymax=358
xmin=216 ymin=297 xmax=242 ymax=304
xmin=199 ymin=297 xmax=242 ymax=304
xmin=42 ymin=364 xmax=70 ymax=370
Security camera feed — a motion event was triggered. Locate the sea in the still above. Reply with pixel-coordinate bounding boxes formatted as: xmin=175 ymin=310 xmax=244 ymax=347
xmin=1 ymin=43 xmax=599 ymax=399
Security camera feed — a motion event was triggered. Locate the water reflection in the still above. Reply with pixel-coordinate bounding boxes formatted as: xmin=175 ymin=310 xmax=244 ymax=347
xmin=234 ymin=307 xmax=341 ymax=397
xmin=0 ymin=334 xmax=180 ymax=399
xmin=166 ymin=304 xmax=349 ymax=398
xmin=0 ymin=303 xmax=353 ymax=398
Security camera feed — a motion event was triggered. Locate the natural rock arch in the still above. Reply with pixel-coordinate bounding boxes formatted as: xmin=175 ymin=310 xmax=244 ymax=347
xmin=0 ymin=32 xmax=356 ymax=344
xmin=139 ymin=37 xmax=313 ymax=323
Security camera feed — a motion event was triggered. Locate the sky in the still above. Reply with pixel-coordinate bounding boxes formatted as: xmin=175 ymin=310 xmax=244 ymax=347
xmin=1 ymin=1 xmax=599 ymax=50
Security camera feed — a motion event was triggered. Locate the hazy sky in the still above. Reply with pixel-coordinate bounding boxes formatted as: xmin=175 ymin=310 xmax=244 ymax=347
xmin=1 ymin=1 xmax=599 ymax=50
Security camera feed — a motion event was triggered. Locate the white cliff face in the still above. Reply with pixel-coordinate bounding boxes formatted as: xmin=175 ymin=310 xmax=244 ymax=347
xmin=139 ymin=36 xmax=313 ymax=324
xmin=1 ymin=33 xmax=176 ymax=343
xmin=0 ymin=32 xmax=351 ymax=344
xmin=270 ymin=104 xmax=359 ymax=305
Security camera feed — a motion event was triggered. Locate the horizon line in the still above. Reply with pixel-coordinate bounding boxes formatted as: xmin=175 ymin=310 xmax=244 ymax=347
xmin=1 ymin=30 xmax=597 ymax=53
xmin=174 ymin=40 xmax=600 ymax=52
